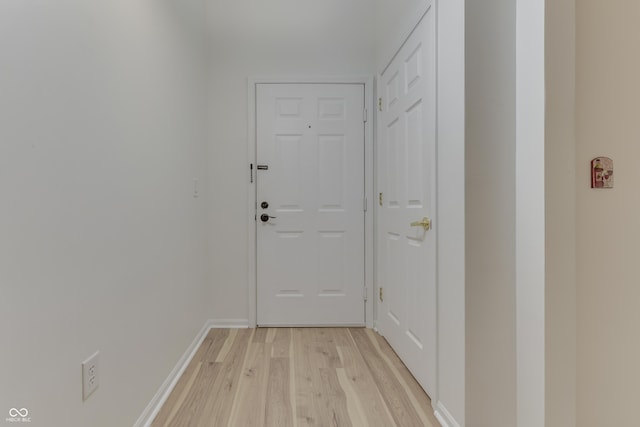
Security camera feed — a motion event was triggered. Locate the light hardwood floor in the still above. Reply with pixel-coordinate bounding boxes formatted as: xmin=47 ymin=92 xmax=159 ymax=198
xmin=151 ymin=328 xmax=441 ymax=427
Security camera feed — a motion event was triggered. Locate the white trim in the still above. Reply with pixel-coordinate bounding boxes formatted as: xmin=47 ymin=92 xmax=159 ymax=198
xmin=515 ymin=0 xmax=546 ymax=425
xmin=363 ymin=76 xmax=375 ymax=329
xmin=133 ymin=320 xmax=214 ymax=427
xmin=434 ymin=401 xmax=462 ymax=427
xmin=247 ymin=76 xmax=375 ymax=329
xmin=248 ymin=75 xmax=375 ymax=85
xmin=258 ymin=322 xmax=365 ymax=328
xmin=247 ymin=79 xmax=258 ymax=327
xmin=434 ymin=0 xmax=466 ymax=423
xmin=209 ymin=318 xmax=250 ymax=328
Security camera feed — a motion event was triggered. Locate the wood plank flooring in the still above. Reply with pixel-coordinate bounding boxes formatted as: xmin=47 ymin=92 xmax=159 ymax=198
xmin=151 ymin=328 xmax=441 ymax=427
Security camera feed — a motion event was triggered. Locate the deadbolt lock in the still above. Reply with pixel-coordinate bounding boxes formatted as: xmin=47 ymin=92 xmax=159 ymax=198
xmin=260 ymin=214 xmax=276 ymax=222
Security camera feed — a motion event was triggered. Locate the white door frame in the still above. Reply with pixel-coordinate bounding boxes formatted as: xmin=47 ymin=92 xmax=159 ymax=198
xmin=247 ymin=76 xmax=375 ymax=328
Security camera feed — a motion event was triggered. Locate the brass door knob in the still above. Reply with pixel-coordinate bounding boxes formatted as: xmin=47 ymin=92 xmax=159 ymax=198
xmin=410 ymin=217 xmax=431 ymax=231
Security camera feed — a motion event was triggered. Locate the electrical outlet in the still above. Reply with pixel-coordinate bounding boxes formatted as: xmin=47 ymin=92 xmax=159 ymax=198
xmin=82 ymin=351 xmax=100 ymax=401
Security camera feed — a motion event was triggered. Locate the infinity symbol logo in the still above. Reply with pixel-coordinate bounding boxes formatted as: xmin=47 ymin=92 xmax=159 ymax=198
xmin=9 ymin=408 xmax=28 ymax=417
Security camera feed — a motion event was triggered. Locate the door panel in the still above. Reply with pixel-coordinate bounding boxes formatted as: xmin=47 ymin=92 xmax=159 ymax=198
xmin=257 ymin=83 xmax=365 ymax=326
xmin=377 ymin=7 xmax=437 ymax=397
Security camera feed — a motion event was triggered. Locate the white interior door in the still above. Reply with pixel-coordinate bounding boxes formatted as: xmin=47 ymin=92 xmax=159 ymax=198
xmin=256 ymin=83 xmax=365 ymax=326
xmin=377 ymin=8 xmax=437 ymax=396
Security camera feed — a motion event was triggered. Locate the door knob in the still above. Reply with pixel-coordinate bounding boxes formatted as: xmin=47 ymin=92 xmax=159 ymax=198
xmin=260 ymin=214 xmax=277 ymax=222
xmin=261 ymin=201 xmax=269 ymax=209
xmin=410 ymin=217 xmax=431 ymax=231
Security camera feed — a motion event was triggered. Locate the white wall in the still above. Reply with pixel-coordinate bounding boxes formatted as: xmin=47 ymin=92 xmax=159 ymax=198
xmin=545 ymin=0 xmax=577 ymax=425
xmin=205 ymin=0 xmax=376 ymax=322
xmin=0 ymin=1 xmax=210 ymax=426
xmin=576 ymin=1 xmax=640 ymax=426
xmin=465 ymin=0 xmax=517 ymax=425
xmin=466 ymin=1 xmax=549 ymax=425
xmin=374 ymin=0 xmax=429 ymax=73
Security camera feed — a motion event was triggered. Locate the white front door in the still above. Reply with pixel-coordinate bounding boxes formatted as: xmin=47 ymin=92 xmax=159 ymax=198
xmin=256 ymin=83 xmax=365 ymax=326
xmin=377 ymin=7 xmax=437 ymax=396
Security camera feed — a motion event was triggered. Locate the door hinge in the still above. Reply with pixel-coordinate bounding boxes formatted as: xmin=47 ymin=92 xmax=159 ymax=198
xmin=363 ymin=108 xmax=368 ymax=123
xmin=378 ymin=97 xmax=383 ymax=112
xmin=379 ymin=192 xmax=383 ymax=206
xmin=250 ymin=163 xmax=254 ymax=183
xmin=363 ymin=198 xmax=368 ymax=212
xmin=363 ymin=286 xmax=368 ymax=302
xmin=379 ymin=287 xmax=384 ymax=302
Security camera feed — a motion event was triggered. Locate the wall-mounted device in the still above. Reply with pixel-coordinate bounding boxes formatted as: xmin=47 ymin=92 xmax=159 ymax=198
xmin=591 ymin=157 xmax=614 ymax=189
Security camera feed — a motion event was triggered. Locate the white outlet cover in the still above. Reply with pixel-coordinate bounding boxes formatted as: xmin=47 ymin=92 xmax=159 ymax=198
xmin=82 ymin=351 xmax=100 ymax=401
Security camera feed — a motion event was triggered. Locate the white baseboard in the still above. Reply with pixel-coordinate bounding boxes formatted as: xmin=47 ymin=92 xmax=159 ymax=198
xmin=209 ymin=318 xmax=250 ymax=328
xmin=434 ymin=401 xmax=462 ymax=427
xmin=133 ymin=320 xmax=213 ymax=427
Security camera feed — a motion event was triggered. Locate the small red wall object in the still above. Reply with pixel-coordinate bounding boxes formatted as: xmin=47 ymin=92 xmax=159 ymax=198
xmin=591 ymin=157 xmax=614 ymax=188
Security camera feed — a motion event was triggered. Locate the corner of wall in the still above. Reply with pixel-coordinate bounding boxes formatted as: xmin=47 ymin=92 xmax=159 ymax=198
xmin=134 ymin=321 xmax=214 ymax=427
xmin=544 ymin=0 xmax=577 ymax=425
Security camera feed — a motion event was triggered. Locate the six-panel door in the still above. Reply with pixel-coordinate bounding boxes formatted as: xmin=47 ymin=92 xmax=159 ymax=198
xmin=377 ymin=6 xmax=437 ymax=396
xmin=256 ymin=83 xmax=366 ymax=326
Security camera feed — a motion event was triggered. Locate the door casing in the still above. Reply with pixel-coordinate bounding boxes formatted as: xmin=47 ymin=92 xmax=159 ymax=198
xmin=247 ymin=76 xmax=375 ymax=328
